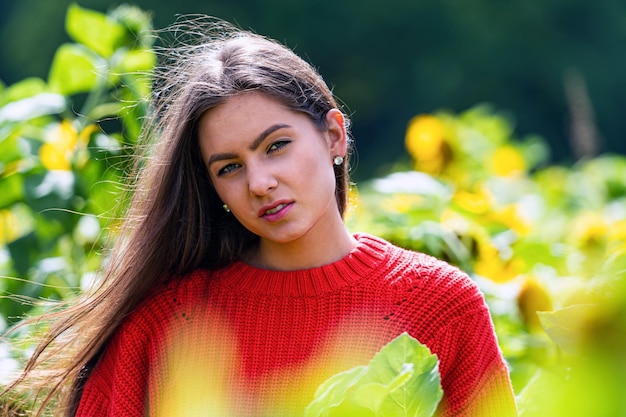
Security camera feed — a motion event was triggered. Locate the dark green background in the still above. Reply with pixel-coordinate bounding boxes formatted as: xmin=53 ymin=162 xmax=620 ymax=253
xmin=1 ymin=0 xmax=625 ymax=180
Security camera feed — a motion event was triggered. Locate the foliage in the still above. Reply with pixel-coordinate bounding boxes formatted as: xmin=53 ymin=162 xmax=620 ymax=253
xmin=2 ymin=3 xmax=626 ymax=415
xmin=4 ymin=0 xmax=626 ymax=181
xmin=347 ymin=105 xmax=626 ymax=413
xmin=0 ymin=3 xmax=153 ymax=332
xmin=305 ymin=333 xmax=442 ymax=417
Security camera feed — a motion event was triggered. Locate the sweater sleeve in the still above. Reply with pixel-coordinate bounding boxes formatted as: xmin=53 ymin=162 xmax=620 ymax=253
xmin=426 ymin=272 xmax=518 ymax=417
xmin=75 ymin=314 xmax=153 ymax=417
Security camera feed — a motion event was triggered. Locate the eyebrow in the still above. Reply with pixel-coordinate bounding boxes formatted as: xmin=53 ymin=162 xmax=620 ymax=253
xmin=207 ymin=123 xmax=291 ymax=167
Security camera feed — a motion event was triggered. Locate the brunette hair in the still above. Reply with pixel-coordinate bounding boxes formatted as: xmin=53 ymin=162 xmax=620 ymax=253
xmin=3 ymin=18 xmax=352 ymax=416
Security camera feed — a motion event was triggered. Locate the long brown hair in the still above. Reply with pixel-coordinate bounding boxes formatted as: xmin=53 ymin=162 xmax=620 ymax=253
xmin=3 ymin=17 xmax=353 ymax=416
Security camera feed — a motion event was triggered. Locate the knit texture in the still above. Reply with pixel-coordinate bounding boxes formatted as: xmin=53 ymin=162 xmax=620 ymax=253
xmin=76 ymin=234 xmax=517 ymax=416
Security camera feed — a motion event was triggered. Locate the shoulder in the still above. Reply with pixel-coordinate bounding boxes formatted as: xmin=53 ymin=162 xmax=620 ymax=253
xmin=85 ymin=270 xmax=217 ymax=358
xmin=124 ymin=269 xmax=215 ymax=332
xmin=92 ymin=268 xmax=215 ymax=361
xmin=363 ymin=234 xmax=486 ymax=318
xmin=89 ymin=269 xmax=215 ymax=375
xmin=363 ymin=233 xmax=475 ymax=288
xmin=78 ymin=271 xmax=213 ymax=416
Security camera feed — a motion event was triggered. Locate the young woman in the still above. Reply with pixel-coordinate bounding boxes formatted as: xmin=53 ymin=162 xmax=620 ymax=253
xmin=5 ymin=18 xmax=517 ymax=416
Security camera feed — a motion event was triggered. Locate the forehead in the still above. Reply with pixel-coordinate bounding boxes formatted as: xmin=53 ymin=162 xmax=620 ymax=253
xmin=198 ymin=92 xmax=306 ymax=146
xmin=204 ymin=92 xmax=287 ymax=126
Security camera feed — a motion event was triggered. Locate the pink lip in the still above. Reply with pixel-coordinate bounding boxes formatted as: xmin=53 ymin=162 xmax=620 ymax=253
xmin=258 ymin=200 xmax=294 ymax=222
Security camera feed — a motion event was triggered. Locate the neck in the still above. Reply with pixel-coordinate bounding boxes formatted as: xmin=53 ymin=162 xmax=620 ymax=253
xmin=249 ymin=224 xmax=357 ymax=271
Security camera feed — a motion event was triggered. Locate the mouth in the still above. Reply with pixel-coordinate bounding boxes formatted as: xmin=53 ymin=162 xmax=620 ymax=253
xmin=264 ymin=203 xmax=289 ymax=215
xmin=258 ymin=201 xmax=293 ymax=218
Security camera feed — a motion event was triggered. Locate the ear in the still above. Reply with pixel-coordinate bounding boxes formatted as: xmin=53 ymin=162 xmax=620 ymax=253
xmin=325 ymin=109 xmax=348 ymax=157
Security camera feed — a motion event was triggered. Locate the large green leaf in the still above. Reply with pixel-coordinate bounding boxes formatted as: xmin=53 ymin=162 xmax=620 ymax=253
xmin=48 ymin=44 xmax=103 ymax=95
xmin=66 ymin=3 xmax=126 ymax=58
xmin=305 ymin=333 xmax=443 ymax=417
xmin=355 ymin=333 xmax=443 ymax=416
xmin=306 ymin=366 xmax=369 ymax=417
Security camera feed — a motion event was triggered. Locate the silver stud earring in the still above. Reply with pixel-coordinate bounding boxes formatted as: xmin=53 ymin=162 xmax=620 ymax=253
xmin=333 ymin=155 xmax=344 ymax=166
xmin=223 ymin=204 xmax=230 ymax=213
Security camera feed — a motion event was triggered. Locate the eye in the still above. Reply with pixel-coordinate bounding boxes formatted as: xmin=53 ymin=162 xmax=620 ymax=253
xmin=216 ymin=162 xmax=240 ymax=177
xmin=267 ymin=139 xmax=291 ymax=153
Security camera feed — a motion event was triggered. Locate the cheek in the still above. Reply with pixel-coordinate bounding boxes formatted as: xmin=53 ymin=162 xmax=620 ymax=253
xmin=296 ymin=154 xmax=336 ymax=194
xmin=213 ymin=182 xmax=235 ymax=204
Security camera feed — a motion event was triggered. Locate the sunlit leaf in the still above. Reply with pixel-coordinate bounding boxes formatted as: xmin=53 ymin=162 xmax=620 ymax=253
xmin=371 ymin=171 xmax=451 ymax=198
xmin=66 ymin=3 xmax=126 ymax=58
xmin=537 ymin=304 xmax=598 ymax=355
xmin=305 ymin=366 xmax=368 ymax=417
xmin=48 ymin=44 xmax=105 ymax=95
xmin=0 ymin=93 xmax=66 ymax=123
xmin=108 ymin=4 xmax=154 ymax=48
xmin=0 ymin=209 xmax=20 ymax=245
xmin=0 ymin=133 xmax=24 ymax=170
xmin=0 ymin=77 xmax=48 ymax=106
xmin=305 ymin=333 xmax=442 ymax=417
xmin=0 ymin=174 xmax=24 ymax=209
xmin=114 ymin=48 xmax=157 ymax=73
xmin=88 ymin=102 xmax=124 ymax=121
xmin=359 ymin=333 xmax=442 ymax=416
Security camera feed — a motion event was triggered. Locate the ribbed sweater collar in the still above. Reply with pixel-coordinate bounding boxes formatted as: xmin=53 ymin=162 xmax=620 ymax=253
xmin=212 ymin=233 xmax=390 ymax=297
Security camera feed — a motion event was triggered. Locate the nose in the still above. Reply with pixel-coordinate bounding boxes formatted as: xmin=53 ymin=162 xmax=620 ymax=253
xmin=247 ymin=163 xmax=278 ymax=196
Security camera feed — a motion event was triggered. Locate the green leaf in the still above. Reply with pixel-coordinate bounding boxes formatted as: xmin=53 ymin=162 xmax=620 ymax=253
xmin=108 ymin=4 xmax=154 ymax=48
xmin=356 ymin=333 xmax=443 ymax=416
xmin=0 ymin=132 xmax=24 ymax=165
xmin=0 ymin=77 xmax=48 ymax=106
xmin=0 ymin=93 xmax=66 ymax=123
xmin=48 ymin=44 xmax=103 ymax=95
xmin=66 ymin=3 xmax=126 ymax=58
xmin=305 ymin=333 xmax=443 ymax=417
xmin=305 ymin=366 xmax=368 ymax=417
xmin=350 ymin=364 xmax=414 ymax=412
xmin=87 ymin=102 xmax=124 ymax=121
xmin=114 ymin=48 xmax=157 ymax=73
xmin=0 ymin=175 xmax=24 ymax=209
xmin=537 ymin=304 xmax=598 ymax=355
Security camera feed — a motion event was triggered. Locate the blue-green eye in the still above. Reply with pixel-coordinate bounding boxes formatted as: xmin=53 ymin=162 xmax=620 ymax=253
xmin=217 ymin=163 xmax=240 ymax=177
xmin=268 ymin=140 xmax=291 ymax=153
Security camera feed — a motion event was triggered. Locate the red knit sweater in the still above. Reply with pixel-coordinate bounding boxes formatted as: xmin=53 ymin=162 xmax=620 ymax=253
xmin=75 ymin=234 xmax=517 ymax=416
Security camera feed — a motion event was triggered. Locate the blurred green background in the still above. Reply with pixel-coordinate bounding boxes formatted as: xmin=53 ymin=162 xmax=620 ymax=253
xmin=1 ymin=0 xmax=625 ymax=181
xmin=1 ymin=2 xmax=626 ymax=415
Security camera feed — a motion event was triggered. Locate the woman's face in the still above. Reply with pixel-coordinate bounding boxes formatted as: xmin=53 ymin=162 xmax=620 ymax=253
xmin=198 ymin=92 xmax=347 ymax=252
